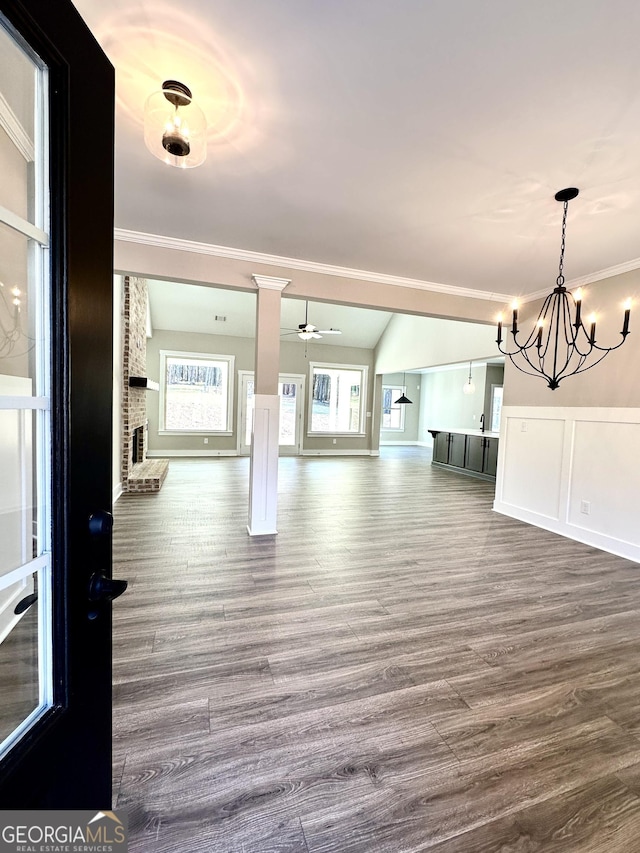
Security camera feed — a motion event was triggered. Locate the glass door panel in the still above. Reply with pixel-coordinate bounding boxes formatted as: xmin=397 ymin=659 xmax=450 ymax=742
xmin=0 ymin=220 xmax=36 ymax=374
xmin=0 ymin=20 xmax=36 ymax=223
xmin=0 ymin=399 xmax=33 ymax=575
xmin=239 ymin=373 xmax=303 ymax=455
xmin=0 ymin=11 xmax=51 ymax=761
xmin=0 ymin=567 xmax=40 ymax=746
xmin=278 ymin=381 xmax=297 ymax=447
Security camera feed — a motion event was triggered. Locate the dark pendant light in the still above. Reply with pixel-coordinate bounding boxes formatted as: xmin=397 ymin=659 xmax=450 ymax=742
xmin=394 ymin=373 xmax=412 ymax=404
xmin=496 ymin=188 xmax=631 ymax=389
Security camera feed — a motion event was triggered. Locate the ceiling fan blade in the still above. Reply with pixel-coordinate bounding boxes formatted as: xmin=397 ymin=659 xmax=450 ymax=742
xmin=316 ymin=329 xmax=342 ymax=335
xmin=311 ymin=332 xmax=322 ymax=339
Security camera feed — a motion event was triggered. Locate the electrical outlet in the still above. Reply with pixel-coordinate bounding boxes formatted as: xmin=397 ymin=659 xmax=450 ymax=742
xmin=521 ymin=421 xmax=528 ymax=432
xmin=580 ymin=500 xmax=591 ymax=515
xmin=332 ymin=438 xmax=337 ymax=444
xmin=204 ymin=437 xmax=209 ymax=444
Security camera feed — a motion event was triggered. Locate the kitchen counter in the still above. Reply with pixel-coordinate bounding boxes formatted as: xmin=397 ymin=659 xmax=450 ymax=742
xmin=428 ymin=428 xmax=499 ymax=481
xmin=428 ymin=427 xmax=499 ymax=439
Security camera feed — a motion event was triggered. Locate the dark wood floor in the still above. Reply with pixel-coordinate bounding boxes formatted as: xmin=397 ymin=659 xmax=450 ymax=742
xmin=112 ymin=448 xmax=640 ymax=851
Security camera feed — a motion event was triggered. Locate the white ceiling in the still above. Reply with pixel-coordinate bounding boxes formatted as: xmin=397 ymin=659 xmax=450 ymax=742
xmin=75 ymin=0 xmax=640 ymax=299
xmin=148 ymin=280 xmax=393 ymax=348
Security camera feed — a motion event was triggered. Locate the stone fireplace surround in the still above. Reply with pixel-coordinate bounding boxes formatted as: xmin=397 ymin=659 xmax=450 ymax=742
xmin=121 ymin=275 xmax=168 ymax=493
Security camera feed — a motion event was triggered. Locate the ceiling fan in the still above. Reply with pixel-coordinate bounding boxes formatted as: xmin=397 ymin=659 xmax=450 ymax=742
xmin=281 ymin=301 xmax=342 ymax=341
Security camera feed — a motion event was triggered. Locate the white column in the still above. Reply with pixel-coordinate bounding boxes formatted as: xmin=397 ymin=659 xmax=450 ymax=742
xmin=247 ymin=274 xmax=290 ymax=536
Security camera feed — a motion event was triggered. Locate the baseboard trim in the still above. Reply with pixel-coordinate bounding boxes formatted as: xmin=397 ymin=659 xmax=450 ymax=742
xmin=301 ymin=449 xmax=373 ymax=456
xmin=493 ymin=500 xmax=640 ymax=565
xmin=112 ymin=482 xmax=123 ymax=504
xmin=247 ymin=524 xmax=278 ymax=536
xmin=379 ymin=440 xmax=420 ymax=446
xmin=146 ymin=449 xmax=239 ymax=457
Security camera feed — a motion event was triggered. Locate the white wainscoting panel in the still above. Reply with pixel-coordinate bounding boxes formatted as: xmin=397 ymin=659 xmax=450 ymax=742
xmin=500 ymin=415 xmax=565 ymax=520
xmin=569 ymin=420 xmax=640 ymax=544
xmin=495 ymin=406 xmax=640 ymax=563
xmin=247 ymin=394 xmax=280 ymax=536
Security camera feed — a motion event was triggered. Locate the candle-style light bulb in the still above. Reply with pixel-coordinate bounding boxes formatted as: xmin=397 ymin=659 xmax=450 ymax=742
xmin=623 ymin=299 xmax=631 ymax=336
xmin=573 ymin=288 xmax=582 ymax=327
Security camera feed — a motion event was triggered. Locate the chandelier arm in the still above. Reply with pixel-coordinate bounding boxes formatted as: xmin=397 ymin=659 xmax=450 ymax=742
xmin=589 ymin=334 xmax=631 ymax=353
xmin=515 ymin=338 xmax=557 ymax=385
xmin=507 ymin=352 xmax=557 ymax=384
xmin=570 ymin=321 xmax=596 ymax=357
xmin=552 ymin=351 xmax=588 ymax=385
xmin=497 ymin=292 xmax=554 ymax=357
xmin=553 ymin=349 xmax=614 ymax=382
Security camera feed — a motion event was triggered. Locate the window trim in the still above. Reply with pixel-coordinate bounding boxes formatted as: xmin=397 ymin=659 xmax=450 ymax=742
xmin=307 ymin=361 xmax=368 ymax=436
xmin=159 ymin=349 xmax=235 ymax=435
xmin=381 ymin=385 xmax=406 ymax=432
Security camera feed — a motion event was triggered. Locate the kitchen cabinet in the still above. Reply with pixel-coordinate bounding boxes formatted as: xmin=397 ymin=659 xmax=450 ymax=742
xmin=449 ymin=433 xmax=466 ymax=468
xmin=432 ymin=431 xmax=450 ymax=464
xmin=428 ymin=429 xmax=499 ymax=482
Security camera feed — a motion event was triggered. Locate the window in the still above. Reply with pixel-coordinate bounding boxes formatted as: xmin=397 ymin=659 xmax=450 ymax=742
xmin=160 ymin=351 xmax=234 ymax=433
xmin=382 ymin=386 xmax=406 ymax=431
xmin=309 ymin=363 xmax=367 ymax=434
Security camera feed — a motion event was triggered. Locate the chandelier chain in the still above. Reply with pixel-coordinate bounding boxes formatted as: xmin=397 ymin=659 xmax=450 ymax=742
xmin=556 ymin=200 xmax=568 ymax=287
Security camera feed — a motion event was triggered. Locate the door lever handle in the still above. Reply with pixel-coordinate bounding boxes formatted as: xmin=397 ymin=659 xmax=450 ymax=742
xmin=88 ymin=573 xmax=128 ymax=602
xmin=88 ymin=510 xmax=113 ymax=537
xmin=14 ymin=593 xmax=38 ymax=615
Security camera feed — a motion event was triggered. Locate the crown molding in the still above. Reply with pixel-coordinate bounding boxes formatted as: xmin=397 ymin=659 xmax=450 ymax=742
xmin=520 ymin=257 xmax=640 ymax=304
xmin=114 ymin=228 xmax=508 ymax=303
xmin=0 ymin=93 xmax=33 ymax=162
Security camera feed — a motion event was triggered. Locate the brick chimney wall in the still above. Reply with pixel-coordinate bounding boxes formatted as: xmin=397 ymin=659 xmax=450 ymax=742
xmin=121 ymin=275 xmax=149 ymax=490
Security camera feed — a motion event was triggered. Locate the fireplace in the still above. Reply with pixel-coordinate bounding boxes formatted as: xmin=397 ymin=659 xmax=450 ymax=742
xmin=131 ymin=424 xmax=145 ymax=465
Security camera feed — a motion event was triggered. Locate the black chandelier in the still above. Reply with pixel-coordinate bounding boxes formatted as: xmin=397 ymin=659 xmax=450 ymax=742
xmin=497 ymin=188 xmax=631 ymax=390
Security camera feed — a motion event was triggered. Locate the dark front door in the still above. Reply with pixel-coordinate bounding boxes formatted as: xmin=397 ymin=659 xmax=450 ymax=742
xmin=0 ymin=0 xmax=118 ymax=806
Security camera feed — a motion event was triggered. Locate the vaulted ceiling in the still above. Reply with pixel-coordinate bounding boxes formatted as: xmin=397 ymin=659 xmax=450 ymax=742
xmin=75 ymin=0 xmax=640 ymax=300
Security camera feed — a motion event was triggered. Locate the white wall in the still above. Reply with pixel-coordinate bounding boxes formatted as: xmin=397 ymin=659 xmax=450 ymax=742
xmin=417 ymin=364 xmax=488 ymax=446
xmin=375 ymin=313 xmax=497 ymax=374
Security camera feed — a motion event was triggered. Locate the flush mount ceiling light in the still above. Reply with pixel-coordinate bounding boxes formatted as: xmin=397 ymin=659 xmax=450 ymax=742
xmin=144 ymin=80 xmax=207 ymax=168
xmin=462 ymin=361 xmax=475 ymax=395
xmin=497 ymin=188 xmax=631 ymax=389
